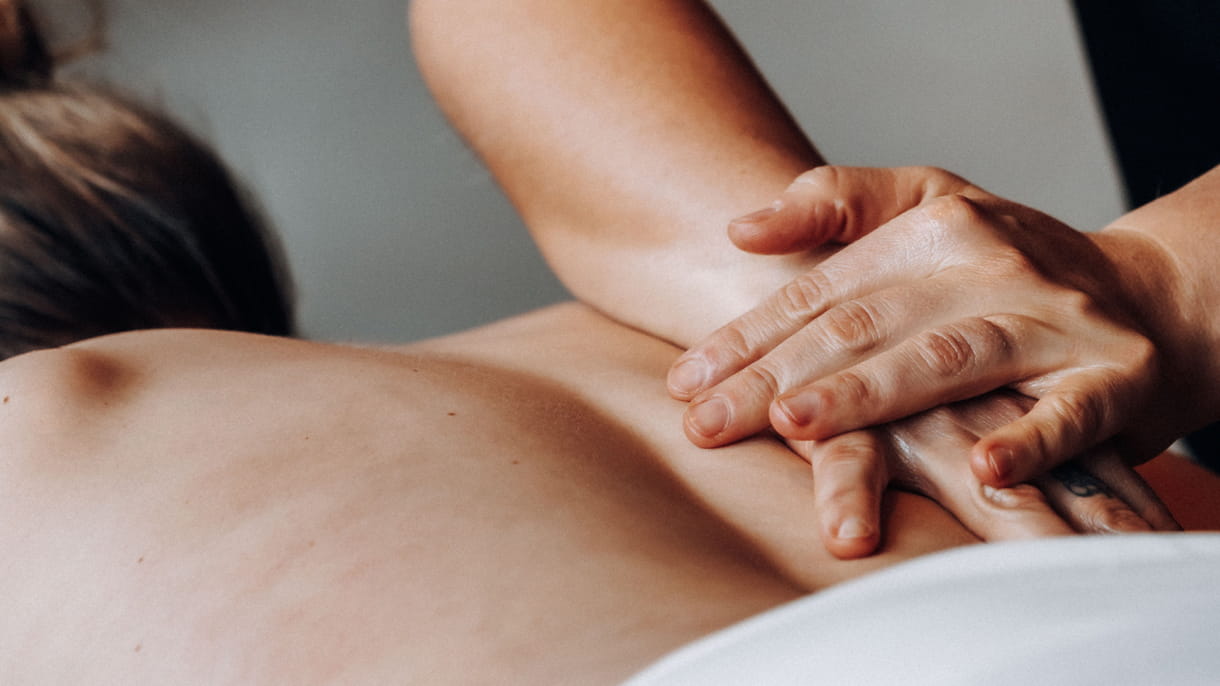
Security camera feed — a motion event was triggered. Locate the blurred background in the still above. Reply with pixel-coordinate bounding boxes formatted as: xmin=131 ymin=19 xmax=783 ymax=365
xmin=50 ymin=0 xmax=1123 ymax=342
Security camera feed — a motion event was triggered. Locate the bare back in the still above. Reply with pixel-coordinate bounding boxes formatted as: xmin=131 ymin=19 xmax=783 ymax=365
xmin=0 ymin=303 xmax=1190 ymax=683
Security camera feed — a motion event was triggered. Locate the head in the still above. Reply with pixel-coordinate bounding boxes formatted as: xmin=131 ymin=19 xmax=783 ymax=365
xmin=0 ymin=0 xmax=295 ymax=359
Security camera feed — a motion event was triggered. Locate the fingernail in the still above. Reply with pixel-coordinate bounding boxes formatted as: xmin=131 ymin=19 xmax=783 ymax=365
xmin=987 ymin=446 xmax=1014 ymax=482
xmin=668 ymin=358 xmax=709 ymax=396
xmin=776 ymin=393 xmax=818 ymax=428
xmin=981 ymin=484 xmax=1006 ymax=504
xmin=688 ymin=397 xmax=730 ymax=438
xmin=836 ymin=517 xmax=872 ymax=540
xmin=731 ymin=205 xmax=779 ymax=225
xmin=981 ymin=484 xmax=1022 ymax=508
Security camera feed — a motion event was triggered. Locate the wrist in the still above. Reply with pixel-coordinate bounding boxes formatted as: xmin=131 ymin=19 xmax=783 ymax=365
xmin=1093 ymin=224 xmax=1220 ymax=437
xmin=1093 ymin=167 xmax=1220 ymax=436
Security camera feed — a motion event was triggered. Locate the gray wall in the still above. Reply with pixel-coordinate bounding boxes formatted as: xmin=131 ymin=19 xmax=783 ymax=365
xmin=61 ymin=0 xmax=1123 ymax=343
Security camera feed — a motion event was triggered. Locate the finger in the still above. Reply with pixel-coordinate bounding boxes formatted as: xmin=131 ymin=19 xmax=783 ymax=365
xmin=1078 ymin=452 xmax=1179 ymax=531
xmin=791 ymin=431 xmax=887 ymax=559
xmin=886 ymin=406 xmax=1075 ymax=541
xmin=674 ymin=192 xmax=1010 ymax=402
xmin=682 ymin=383 xmax=773 ymax=449
xmin=959 ymin=482 xmax=1077 ymax=541
xmin=1033 ymin=461 xmax=1152 ymax=534
xmin=970 ymin=368 xmax=1146 ymax=486
xmin=728 ymin=167 xmax=905 ymax=254
xmin=681 ymin=278 xmax=973 ymax=445
xmin=728 ymin=166 xmax=980 ymax=254
xmin=944 ymin=390 xmax=1158 ymax=534
xmin=666 ymin=266 xmax=859 ymax=401
xmin=669 ymin=207 xmax=962 ymax=401
xmin=770 ymin=315 xmax=1048 ymax=441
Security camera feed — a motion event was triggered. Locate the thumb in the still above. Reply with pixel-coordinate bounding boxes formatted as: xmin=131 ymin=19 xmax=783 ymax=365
xmin=728 ymin=165 xmax=979 ymax=254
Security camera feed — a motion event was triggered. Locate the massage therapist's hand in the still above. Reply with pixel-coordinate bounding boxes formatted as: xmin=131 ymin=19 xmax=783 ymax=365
xmin=667 ymin=165 xmax=1216 ymax=487
xmin=796 ymin=391 xmax=1179 ymax=559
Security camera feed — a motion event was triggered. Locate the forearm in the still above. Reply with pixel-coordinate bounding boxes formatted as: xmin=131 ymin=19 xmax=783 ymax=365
xmin=1095 ymin=165 xmax=1220 ymax=431
xmin=410 ymin=0 xmax=824 ymax=346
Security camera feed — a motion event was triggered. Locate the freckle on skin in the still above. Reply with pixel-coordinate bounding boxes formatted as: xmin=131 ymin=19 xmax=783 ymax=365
xmin=308 ymin=540 xmax=316 ymax=548
xmin=2 ymin=396 xmax=8 ymax=403
xmin=134 ymin=644 xmax=141 ymax=653
xmin=447 ymin=411 xmax=457 ymax=417
xmin=137 ymin=556 xmax=144 ymax=564
xmin=512 ymin=460 xmax=520 ymax=465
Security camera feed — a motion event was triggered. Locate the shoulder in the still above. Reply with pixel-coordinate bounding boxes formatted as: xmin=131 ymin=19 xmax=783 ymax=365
xmin=0 ymin=330 xmax=313 ymax=453
xmin=0 ymin=329 xmax=287 ymax=401
xmin=403 ymin=301 xmax=683 ymax=381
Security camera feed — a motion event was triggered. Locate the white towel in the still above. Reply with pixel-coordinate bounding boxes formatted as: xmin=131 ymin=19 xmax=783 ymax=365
xmin=627 ymin=533 xmax=1220 ymax=685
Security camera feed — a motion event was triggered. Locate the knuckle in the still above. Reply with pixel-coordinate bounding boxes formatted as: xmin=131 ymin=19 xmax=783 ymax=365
xmin=789 ymin=166 xmax=860 ymax=242
xmin=814 ymin=433 xmax=880 ymax=471
xmin=1055 ymin=287 xmax=1101 ymax=319
xmin=818 ymin=300 xmax=885 ymax=354
xmin=1120 ymin=334 xmax=1158 ymax=377
xmin=737 ymin=362 xmax=785 ymax=399
xmin=815 ymin=450 xmax=885 ymax=500
xmin=1079 ymin=501 xmax=1151 ymax=533
xmin=829 ymin=195 xmax=859 ymax=240
xmin=1107 ymin=508 xmax=1153 ymax=532
xmin=926 ymin=193 xmax=988 ymax=227
xmin=827 ymin=369 xmax=873 ymax=409
xmin=1047 ymin=390 xmax=1104 ymax=444
xmin=706 ymin=324 xmax=755 ymax=367
xmin=961 ymin=316 xmax=1018 ymax=363
xmin=793 ymin=165 xmax=842 ymax=192
xmin=984 ymin=246 xmax=1039 ymax=279
xmin=978 ymin=314 xmax=1023 ymax=357
xmin=820 ymin=484 xmax=870 ymax=513
xmin=996 ymin=212 xmax=1023 ymax=233
xmin=778 ymin=270 xmax=833 ymax=316
xmin=914 ymin=325 xmax=980 ymax=378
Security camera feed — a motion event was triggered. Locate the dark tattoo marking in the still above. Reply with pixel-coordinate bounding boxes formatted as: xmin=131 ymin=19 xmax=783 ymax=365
xmin=1050 ymin=464 xmax=1112 ymax=498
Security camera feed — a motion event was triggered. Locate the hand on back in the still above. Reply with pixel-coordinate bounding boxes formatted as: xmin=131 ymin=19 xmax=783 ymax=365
xmin=667 ymin=165 xmax=1195 ymax=556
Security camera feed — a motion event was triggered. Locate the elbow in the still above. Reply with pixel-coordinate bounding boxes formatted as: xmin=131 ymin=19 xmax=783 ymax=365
xmin=407 ymin=0 xmax=469 ymax=95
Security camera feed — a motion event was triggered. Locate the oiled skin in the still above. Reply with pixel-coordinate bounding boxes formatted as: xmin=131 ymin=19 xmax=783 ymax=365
xmin=0 ymin=303 xmax=980 ymax=684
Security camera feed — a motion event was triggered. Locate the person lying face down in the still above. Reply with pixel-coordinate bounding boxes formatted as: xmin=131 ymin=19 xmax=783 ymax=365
xmin=8 ymin=302 xmax=1219 ymax=683
xmin=0 ymin=0 xmax=293 ymax=359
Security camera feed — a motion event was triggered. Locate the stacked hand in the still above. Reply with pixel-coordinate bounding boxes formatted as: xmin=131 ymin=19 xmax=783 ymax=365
xmin=782 ymin=390 xmax=1176 ymax=558
xmin=668 ymin=166 xmax=1204 ymax=556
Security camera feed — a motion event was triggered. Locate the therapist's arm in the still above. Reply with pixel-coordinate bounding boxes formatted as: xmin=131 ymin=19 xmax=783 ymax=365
xmin=410 ymin=0 xmax=823 ymax=346
xmin=408 ymin=0 xmax=1173 ymax=555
